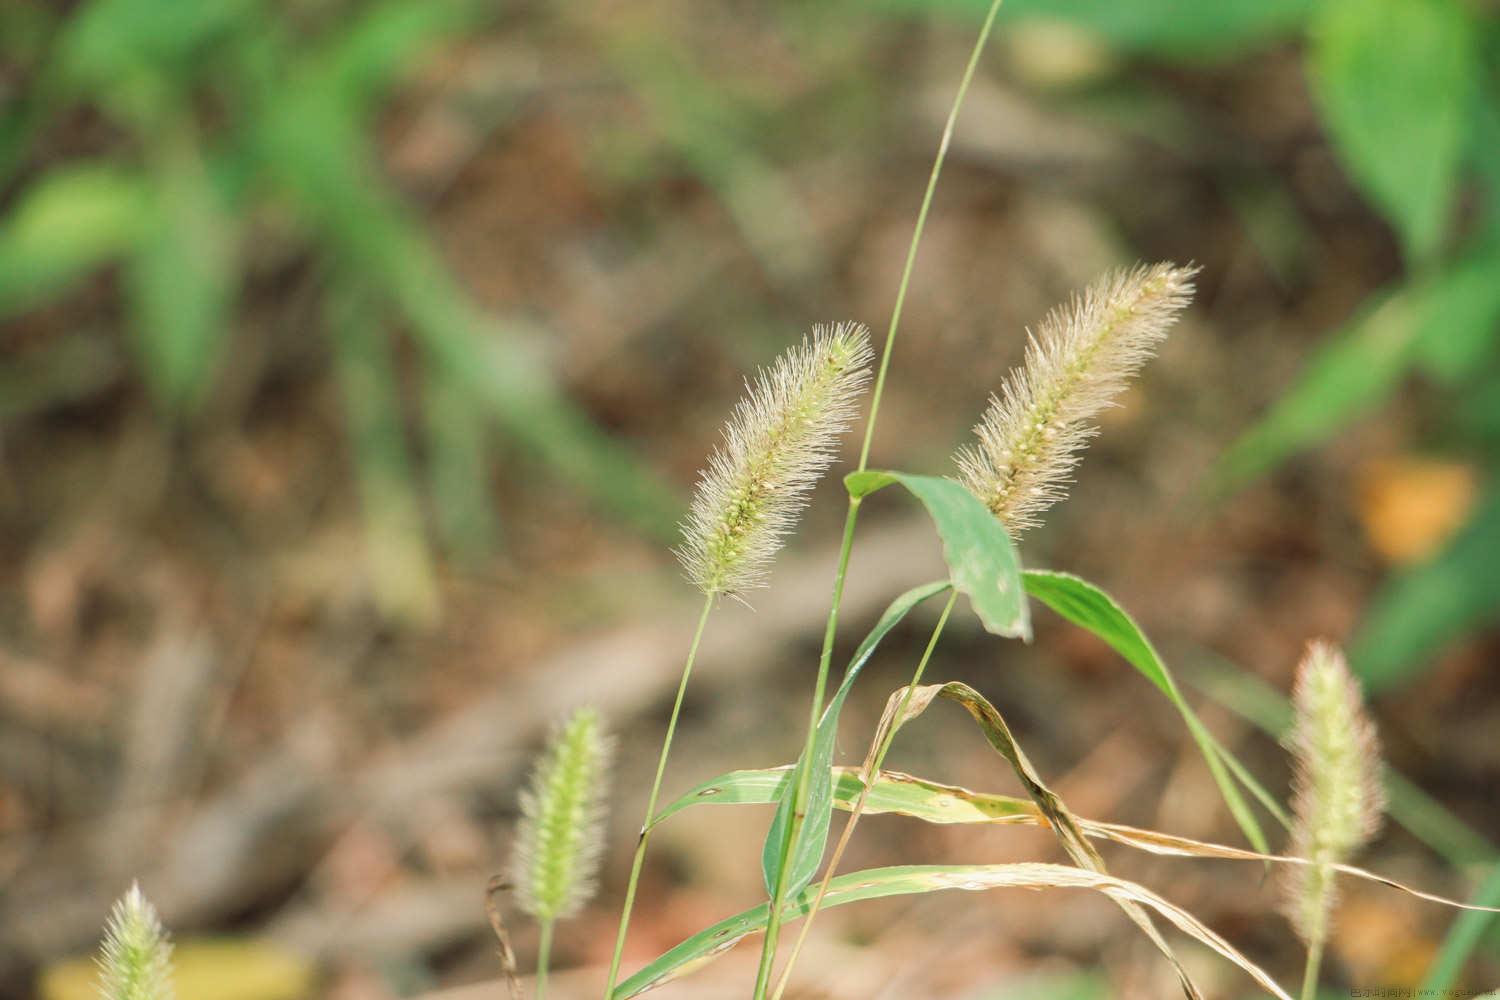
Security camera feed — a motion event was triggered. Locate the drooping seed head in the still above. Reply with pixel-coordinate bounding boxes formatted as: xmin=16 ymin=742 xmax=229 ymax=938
xmin=955 ymin=263 xmax=1196 ymax=534
xmin=1280 ymin=640 xmax=1385 ymax=946
xmin=510 ymin=706 xmax=613 ymax=923
xmin=97 ymin=883 xmax=174 ymax=1000
xmin=677 ymin=323 xmax=874 ymax=596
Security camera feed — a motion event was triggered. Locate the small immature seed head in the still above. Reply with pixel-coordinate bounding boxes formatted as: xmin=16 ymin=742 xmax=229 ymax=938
xmin=97 ymin=883 xmax=174 ymax=1000
xmin=510 ymin=706 xmax=613 ymax=923
xmin=677 ymin=323 xmax=874 ymax=597
xmin=955 ymin=263 xmax=1196 ymax=534
xmin=1280 ymin=640 xmax=1385 ymax=946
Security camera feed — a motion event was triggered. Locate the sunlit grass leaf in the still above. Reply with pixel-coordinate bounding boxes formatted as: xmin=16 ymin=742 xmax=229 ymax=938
xmin=1351 ymin=482 xmax=1500 ymax=692
xmin=759 ymin=581 xmax=951 ymax=899
xmin=1308 ymin=0 xmax=1477 ymax=262
xmin=0 ymin=164 xmax=148 ymax=314
xmin=878 ymin=0 xmax=1313 ymax=58
xmin=613 ymin=862 xmax=1291 ymax=999
xmin=125 ymin=135 xmax=236 ymax=412
xmin=1022 ymin=569 xmax=1283 ymax=851
xmin=661 ymin=765 xmax=1045 ymax=830
xmin=846 ymin=471 xmax=1030 ymax=639
xmin=663 ymin=764 xmax=1500 ymax=919
xmin=1215 ymin=288 xmax=1420 ymax=488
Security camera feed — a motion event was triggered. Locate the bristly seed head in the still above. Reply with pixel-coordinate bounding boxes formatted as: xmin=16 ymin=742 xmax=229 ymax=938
xmin=97 ymin=883 xmax=174 ymax=1000
xmin=510 ymin=706 xmax=613 ymax=923
xmin=677 ymin=323 xmax=874 ymax=597
xmin=1280 ymin=640 xmax=1385 ymax=947
xmin=955 ymin=263 xmax=1197 ymax=534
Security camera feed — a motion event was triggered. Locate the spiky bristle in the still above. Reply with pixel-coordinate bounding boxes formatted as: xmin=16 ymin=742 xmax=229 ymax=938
xmin=955 ymin=263 xmax=1196 ymax=533
xmin=677 ymin=323 xmax=874 ymax=597
xmin=510 ymin=707 xmax=614 ymax=922
xmin=97 ymin=883 xmax=174 ymax=1000
xmin=1280 ymin=640 xmax=1385 ymax=946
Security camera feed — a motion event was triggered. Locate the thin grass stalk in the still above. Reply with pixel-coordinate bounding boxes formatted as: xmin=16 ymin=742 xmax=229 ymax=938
xmin=749 ymin=4 xmax=1005 ymax=994
xmin=603 ymin=593 xmax=713 ymax=997
xmin=1300 ymin=928 xmax=1323 ymax=1000
xmin=536 ymin=919 xmax=554 ymax=1000
xmin=770 ymin=590 xmax=959 ymax=1000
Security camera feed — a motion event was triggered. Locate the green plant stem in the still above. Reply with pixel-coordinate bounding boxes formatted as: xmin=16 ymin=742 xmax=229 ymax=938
xmin=770 ymin=590 xmax=958 ymax=1000
xmin=603 ymin=592 xmax=715 ymax=998
xmin=752 ymin=496 xmax=861 ymax=997
xmin=750 ymin=4 xmax=1003 ymax=995
xmin=1300 ymin=932 xmax=1324 ymax=1000
xmin=536 ymin=919 xmax=554 ymax=1000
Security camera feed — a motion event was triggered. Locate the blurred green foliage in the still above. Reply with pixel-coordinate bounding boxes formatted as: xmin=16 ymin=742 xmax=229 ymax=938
xmin=5 ymin=0 xmax=1499 ymax=658
xmin=0 ymin=0 xmax=675 ymax=624
xmin=1217 ymin=0 xmax=1499 ymax=693
xmin=891 ymin=0 xmax=1500 ymax=692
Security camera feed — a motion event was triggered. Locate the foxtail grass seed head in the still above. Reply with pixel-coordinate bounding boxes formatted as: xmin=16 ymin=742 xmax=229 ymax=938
xmin=97 ymin=883 xmax=174 ymax=1000
xmin=511 ymin=706 xmax=613 ymax=923
xmin=955 ymin=263 xmax=1196 ymax=533
xmin=1281 ymin=640 xmax=1385 ymax=945
xmin=677 ymin=323 xmax=874 ymax=596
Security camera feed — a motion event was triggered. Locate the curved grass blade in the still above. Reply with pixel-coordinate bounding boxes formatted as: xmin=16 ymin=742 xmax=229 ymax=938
xmin=661 ymin=766 xmax=1043 ymax=831
xmin=759 ymin=580 xmax=951 ymax=898
xmin=846 ymin=471 xmax=1030 ymax=639
xmin=867 ymin=679 xmax=1200 ymax=998
xmin=612 ymin=862 xmax=1291 ymax=1000
xmin=1023 ymin=569 xmax=1284 ymax=852
xmin=658 ymin=765 xmax=1500 ymax=918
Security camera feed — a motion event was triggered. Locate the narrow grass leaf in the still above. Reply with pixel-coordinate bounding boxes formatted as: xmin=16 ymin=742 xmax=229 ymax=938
xmin=865 ymin=679 xmax=1201 ymax=998
xmin=0 ymin=164 xmax=147 ymax=314
xmin=1215 ymin=288 xmax=1420 ymax=488
xmin=661 ymin=764 xmax=1500 ymax=918
xmin=846 ymin=471 xmax=1029 ymax=639
xmin=1412 ymin=247 xmax=1500 ymax=383
xmin=613 ymin=863 xmax=1291 ymax=1000
xmin=1023 ymin=569 xmax=1283 ymax=851
xmin=125 ymin=135 xmax=235 ymax=413
xmin=1419 ymin=863 xmax=1500 ymax=993
xmin=1309 ymin=0 xmax=1476 ymax=262
xmin=759 ymin=580 xmax=951 ymax=898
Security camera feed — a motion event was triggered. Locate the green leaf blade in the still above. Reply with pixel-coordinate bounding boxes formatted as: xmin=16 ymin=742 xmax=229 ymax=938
xmin=759 ymin=580 xmax=952 ymax=899
xmin=1309 ymin=0 xmax=1477 ymax=262
xmin=614 ymin=863 xmax=1293 ymax=999
xmin=1022 ymin=569 xmax=1283 ymax=852
xmin=846 ymin=471 xmax=1030 ymax=640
